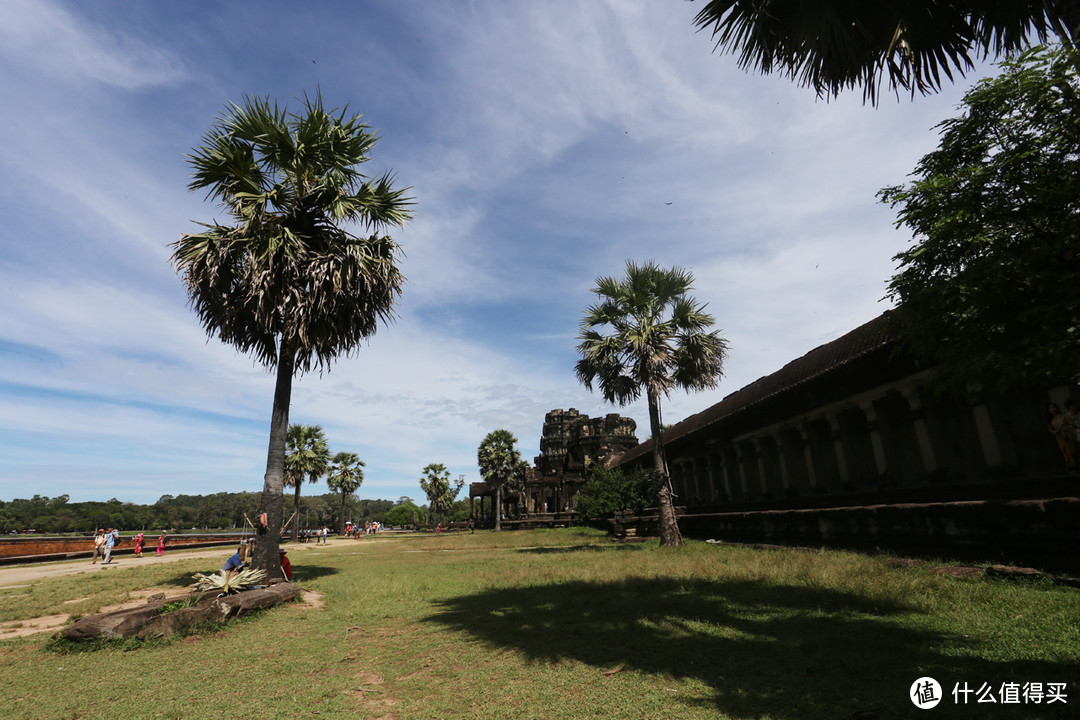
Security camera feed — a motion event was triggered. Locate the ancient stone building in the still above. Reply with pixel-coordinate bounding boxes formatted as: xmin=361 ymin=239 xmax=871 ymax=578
xmin=526 ymin=409 xmax=638 ymax=515
xmin=469 ymin=409 xmax=637 ymax=524
xmin=614 ymin=311 xmax=1080 ymax=570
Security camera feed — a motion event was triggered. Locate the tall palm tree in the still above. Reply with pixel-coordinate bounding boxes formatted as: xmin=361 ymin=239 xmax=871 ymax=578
xmin=284 ymin=424 xmax=331 ymax=541
xmin=172 ymin=93 xmax=411 ymax=578
xmin=477 ymin=430 xmax=521 ymax=532
xmin=576 ymin=261 xmax=728 ymax=547
xmin=420 ymin=463 xmax=463 ymax=527
xmin=692 ymin=0 xmax=1078 ymax=103
xmin=327 ymin=451 xmax=364 ymax=536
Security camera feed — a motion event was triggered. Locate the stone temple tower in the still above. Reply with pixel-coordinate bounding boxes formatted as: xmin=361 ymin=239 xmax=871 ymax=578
xmin=526 ymin=409 xmax=638 ymax=515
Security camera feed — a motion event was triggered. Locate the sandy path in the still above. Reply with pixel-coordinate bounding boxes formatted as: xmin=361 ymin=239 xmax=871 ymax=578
xmin=0 ymin=541 xmax=342 ymax=639
xmin=0 ymin=539 xmax=349 ymax=589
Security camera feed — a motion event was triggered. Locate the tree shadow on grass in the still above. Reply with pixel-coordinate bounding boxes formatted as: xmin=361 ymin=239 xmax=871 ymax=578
xmin=423 ymin=577 xmax=1077 ymax=719
xmin=290 ymin=564 xmax=338 ymax=583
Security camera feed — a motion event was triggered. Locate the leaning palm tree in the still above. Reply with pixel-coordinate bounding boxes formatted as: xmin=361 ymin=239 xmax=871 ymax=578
xmin=576 ymin=261 xmax=728 ymax=547
xmin=284 ymin=424 xmax=331 ymax=542
xmin=692 ymin=0 xmax=1078 ymax=103
xmin=477 ymin=430 xmax=521 ymax=532
xmin=172 ymin=93 xmax=411 ymax=579
xmin=326 ymin=451 xmax=364 ymax=536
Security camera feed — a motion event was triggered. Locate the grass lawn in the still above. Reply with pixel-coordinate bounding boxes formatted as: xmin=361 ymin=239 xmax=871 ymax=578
xmin=0 ymin=528 xmax=1077 ymax=719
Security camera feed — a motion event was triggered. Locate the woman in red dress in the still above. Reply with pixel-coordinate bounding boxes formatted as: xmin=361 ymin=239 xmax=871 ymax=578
xmin=133 ymin=532 xmax=145 ymax=557
xmin=156 ymin=531 xmax=166 ymax=556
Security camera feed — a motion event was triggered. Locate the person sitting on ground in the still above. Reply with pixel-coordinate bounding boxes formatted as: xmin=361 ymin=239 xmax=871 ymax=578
xmin=279 ymin=548 xmax=292 ymax=581
xmin=221 ymin=550 xmax=246 ymax=574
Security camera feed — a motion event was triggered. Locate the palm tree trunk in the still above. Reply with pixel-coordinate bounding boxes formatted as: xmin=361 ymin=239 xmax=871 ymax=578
xmin=252 ymin=336 xmax=294 ymax=580
xmin=648 ymin=388 xmax=683 ymax=547
xmin=494 ymin=484 xmax=503 ymax=531
xmin=338 ymin=492 xmax=347 ymax=536
xmin=292 ymin=482 xmax=302 ymax=543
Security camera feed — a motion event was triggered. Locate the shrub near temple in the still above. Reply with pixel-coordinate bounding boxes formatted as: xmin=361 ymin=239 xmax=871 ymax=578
xmin=576 ymin=466 xmax=654 ymax=521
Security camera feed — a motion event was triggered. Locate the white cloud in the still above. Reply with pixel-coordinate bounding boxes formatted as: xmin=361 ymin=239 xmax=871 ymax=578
xmin=0 ymin=0 xmax=998 ymax=506
xmin=0 ymin=0 xmax=186 ymax=89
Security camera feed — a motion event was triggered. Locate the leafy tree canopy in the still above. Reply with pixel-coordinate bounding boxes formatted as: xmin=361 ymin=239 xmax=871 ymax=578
xmin=693 ymin=0 xmax=1077 ymax=103
xmin=576 ymin=466 xmax=655 ymax=522
xmin=880 ymin=44 xmax=1080 ymax=390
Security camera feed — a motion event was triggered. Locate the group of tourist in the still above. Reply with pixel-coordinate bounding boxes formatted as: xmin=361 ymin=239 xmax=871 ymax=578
xmin=90 ymin=528 xmax=167 ymax=564
xmin=351 ymin=521 xmax=381 ymax=536
xmin=1047 ymin=400 xmax=1080 ymax=470
xmin=299 ymin=526 xmax=329 ymax=543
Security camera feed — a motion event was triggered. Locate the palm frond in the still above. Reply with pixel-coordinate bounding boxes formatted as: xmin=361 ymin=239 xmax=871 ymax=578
xmin=172 ymin=93 xmax=413 ymax=374
xmin=693 ymin=0 xmax=1075 ymax=103
xmin=192 ymin=567 xmax=268 ymax=594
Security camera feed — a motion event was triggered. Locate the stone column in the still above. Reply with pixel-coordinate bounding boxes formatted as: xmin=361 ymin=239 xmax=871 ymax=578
xmin=752 ymin=437 xmax=770 ymax=495
xmin=735 ymin=444 xmax=751 ymax=498
xmin=773 ymin=432 xmax=791 ymax=493
xmin=691 ymin=457 xmax=705 ymax=504
xmin=705 ymin=453 xmax=721 ymax=502
xmin=826 ymin=413 xmax=850 ymax=487
xmin=969 ymin=387 xmax=1003 ymax=469
xmin=859 ymin=401 xmax=888 ymax=476
xmin=717 ymin=451 xmax=736 ymax=501
xmin=798 ymin=425 xmax=818 ymax=490
xmin=901 ymin=387 xmax=938 ymax=475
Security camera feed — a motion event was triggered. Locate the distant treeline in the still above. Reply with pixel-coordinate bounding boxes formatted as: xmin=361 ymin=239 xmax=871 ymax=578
xmin=0 ymin=492 xmax=403 ymax=535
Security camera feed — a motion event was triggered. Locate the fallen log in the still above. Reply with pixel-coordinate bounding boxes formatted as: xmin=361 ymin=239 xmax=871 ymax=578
xmin=59 ymin=583 xmax=300 ymax=640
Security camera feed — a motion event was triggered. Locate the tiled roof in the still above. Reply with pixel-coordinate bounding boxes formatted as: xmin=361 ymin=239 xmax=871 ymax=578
xmin=619 ymin=311 xmax=900 ymax=463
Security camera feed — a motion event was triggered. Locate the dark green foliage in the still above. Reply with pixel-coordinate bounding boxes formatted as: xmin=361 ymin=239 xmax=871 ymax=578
xmin=446 ymin=499 xmax=471 ymax=523
xmin=0 ymin=491 xmax=396 ymax=534
xmin=576 ymin=466 xmax=655 ymax=521
xmin=694 ymin=1 xmax=1077 ymax=103
xmin=384 ymin=500 xmax=427 ymax=528
xmin=881 ymin=44 xmax=1080 ymax=390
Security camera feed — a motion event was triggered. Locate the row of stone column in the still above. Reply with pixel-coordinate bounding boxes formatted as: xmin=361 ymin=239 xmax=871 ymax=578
xmin=666 ymin=380 xmax=1009 ymax=506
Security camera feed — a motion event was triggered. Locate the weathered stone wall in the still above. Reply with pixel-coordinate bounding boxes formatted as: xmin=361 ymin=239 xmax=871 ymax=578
xmin=613 ymin=493 xmax=1080 ymax=573
xmin=0 ymin=533 xmax=243 ymax=564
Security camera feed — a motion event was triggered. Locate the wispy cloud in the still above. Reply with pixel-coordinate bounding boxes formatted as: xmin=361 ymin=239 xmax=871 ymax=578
xmin=0 ymin=0 xmax=992 ymax=504
xmin=0 ymin=0 xmax=186 ymax=89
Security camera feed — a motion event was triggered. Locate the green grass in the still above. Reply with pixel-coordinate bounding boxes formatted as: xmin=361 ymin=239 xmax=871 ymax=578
xmin=1 ymin=528 xmax=1077 ymax=719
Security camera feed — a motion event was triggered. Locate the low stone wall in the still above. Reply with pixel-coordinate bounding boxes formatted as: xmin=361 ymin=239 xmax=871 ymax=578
xmin=613 ymin=496 xmax=1080 ymax=574
xmin=0 ymin=534 xmax=245 ymax=565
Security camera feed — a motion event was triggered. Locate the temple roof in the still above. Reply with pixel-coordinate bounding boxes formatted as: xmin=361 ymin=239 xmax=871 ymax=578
xmin=618 ymin=310 xmax=900 ymax=464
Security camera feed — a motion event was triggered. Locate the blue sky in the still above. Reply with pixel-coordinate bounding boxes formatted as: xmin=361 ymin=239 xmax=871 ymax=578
xmin=0 ymin=0 xmax=991 ymax=505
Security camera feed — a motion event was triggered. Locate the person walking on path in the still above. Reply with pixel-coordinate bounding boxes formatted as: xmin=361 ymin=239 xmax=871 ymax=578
xmin=101 ymin=528 xmax=120 ymax=564
xmin=133 ymin=532 xmax=145 ymax=557
xmin=91 ymin=529 xmax=105 ymax=564
xmin=156 ymin=531 xmax=166 ymax=556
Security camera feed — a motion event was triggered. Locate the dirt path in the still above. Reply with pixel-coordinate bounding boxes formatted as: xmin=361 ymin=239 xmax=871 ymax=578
xmin=0 ymin=543 xmax=339 ymax=639
xmin=0 ymin=538 xmax=355 ymax=589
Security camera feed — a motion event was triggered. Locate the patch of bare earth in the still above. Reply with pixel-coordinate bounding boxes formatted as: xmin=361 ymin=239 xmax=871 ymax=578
xmin=298 ymin=589 xmax=325 ymax=609
xmin=351 ymin=670 xmax=398 ymax=719
xmin=0 ymin=587 xmax=181 ymax=639
xmin=0 ymin=614 xmax=70 ymax=639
